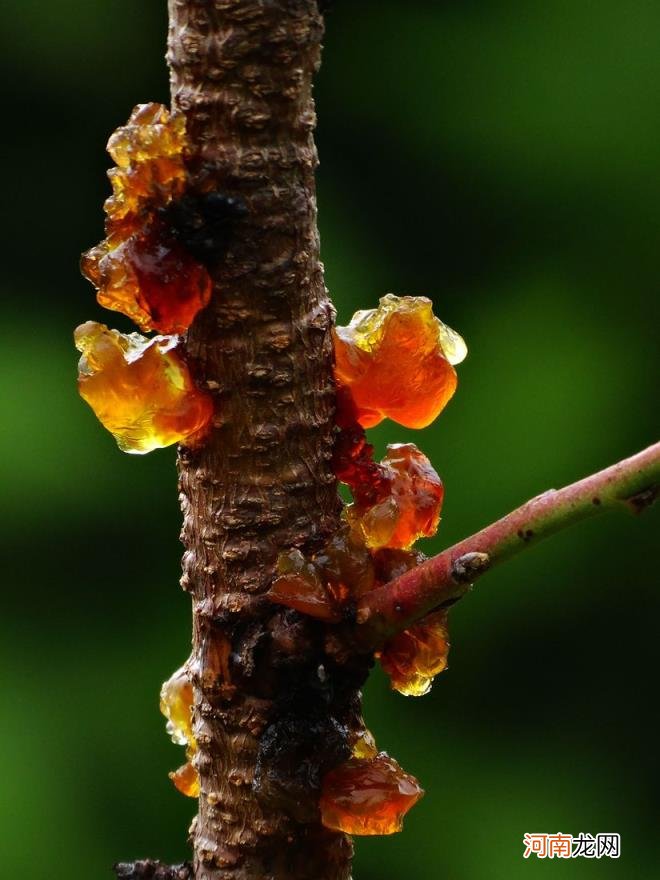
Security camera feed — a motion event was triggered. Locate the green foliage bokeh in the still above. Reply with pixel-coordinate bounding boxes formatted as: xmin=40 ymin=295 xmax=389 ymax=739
xmin=1 ymin=2 xmax=658 ymax=877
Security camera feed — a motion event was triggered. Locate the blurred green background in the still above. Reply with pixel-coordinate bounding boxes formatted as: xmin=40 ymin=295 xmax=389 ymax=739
xmin=1 ymin=1 xmax=658 ymax=877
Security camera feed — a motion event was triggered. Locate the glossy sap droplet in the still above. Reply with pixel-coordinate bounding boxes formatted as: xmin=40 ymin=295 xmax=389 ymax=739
xmin=160 ymin=666 xmax=194 ymax=747
xmin=352 ymin=727 xmax=378 ymax=760
xmin=436 ymin=317 xmax=467 ymax=367
xmin=320 ymin=753 xmax=424 ymax=835
xmin=350 ymin=443 xmax=444 ymax=551
xmin=160 ymin=665 xmax=200 ymax=798
xmin=169 ymin=761 xmax=200 ymax=799
xmin=379 ymin=610 xmax=450 ymax=697
xmin=75 ymin=321 xmax=213 ymax=454
xmin=334 ymin=294 xmax=466 ymax=429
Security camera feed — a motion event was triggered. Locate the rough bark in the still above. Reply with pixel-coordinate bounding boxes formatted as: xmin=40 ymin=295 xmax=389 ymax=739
xmin=115 ymin=861 xmax=192 ymax=880
xmin=169 ymin=2 xmax=363 ymax=879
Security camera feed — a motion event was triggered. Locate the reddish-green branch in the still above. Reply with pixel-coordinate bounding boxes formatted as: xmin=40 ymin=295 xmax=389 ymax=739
xmin=357 ymin=441 xmax=660 ymax=644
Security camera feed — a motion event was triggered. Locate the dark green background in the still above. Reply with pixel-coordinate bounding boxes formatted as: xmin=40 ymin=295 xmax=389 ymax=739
xmin=1 ymin=1 xmax=658 ymax=877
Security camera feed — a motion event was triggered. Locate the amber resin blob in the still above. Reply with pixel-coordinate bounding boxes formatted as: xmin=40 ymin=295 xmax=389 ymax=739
xmin=80 ymin=103 xmax=212 ymax=335
xmin=267 ymin=293 xmax=466 ymax=828
xmin=348 ymin=443 xmax=444 ymax=551
xmin=379 ymin=610 xmax=451 ymax=697
xmin=160 ymin=665 xmax=199 ymax=798
xmin=320 ymin=753 xmax=424 ymax=835
xmin=269 ymin=520 xmax=376 ymax=622
xmin=104 ymin=102 xmax=187 ymax=233
xmin=75 ymin=321 xmax=213 ymax=454
xmin=334 ymin=294 xmax=466 ymax=429
xmin=83 ymin=222 xmax=212 ymax=336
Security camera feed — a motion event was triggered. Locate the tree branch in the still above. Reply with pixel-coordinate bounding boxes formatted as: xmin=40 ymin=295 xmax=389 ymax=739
xmin=168 ymin=3 xmax=360 ymax=879
xmin=357 ymin=441 xmax=660 ymax=644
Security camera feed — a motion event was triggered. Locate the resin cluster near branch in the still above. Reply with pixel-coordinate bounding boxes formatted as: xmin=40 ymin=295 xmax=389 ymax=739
xmin=267 ymin=293 xmax=467 ymax=834
xmin=148 ymin=293 xmax=467 ymax=834
xmin=357 ymin=440 xmax=660 ymax=646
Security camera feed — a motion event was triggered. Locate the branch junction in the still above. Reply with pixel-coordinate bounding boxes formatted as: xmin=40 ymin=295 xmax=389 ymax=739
xmin=358 ymin=441 xmax=660 ymax=644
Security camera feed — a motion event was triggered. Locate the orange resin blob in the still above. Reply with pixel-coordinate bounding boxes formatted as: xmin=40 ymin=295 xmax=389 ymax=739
xmin=81 ymin=103 xmax=212 ymax=334
xmin=91 ymin=223 xmax=212 ymax=335
xmin=170 ymin=761 xmax=200 ymax=799
xmin=379 ymin=610 xmax=450 ymax=697
xmin=160 ymin=666 xmax=194 ymax=747
xmin=75 ymin=321 xmax=213 ymax=454
xmin=350 ymin=444 xmax=444 ymax=550
xmin=334 ymin=294 xmax=466 ymax=429
xmin=104 ymin=102 xmax=187 ymax=234
xmin=268 ymin=522 xmax=376 ymax=621
xmin=320 ymin=753 xmax=424 ymax=835
xmin=160 ymin=665 xmax=200 ymax=798
xmin=269 ymin=548 xmax=340 ymax=622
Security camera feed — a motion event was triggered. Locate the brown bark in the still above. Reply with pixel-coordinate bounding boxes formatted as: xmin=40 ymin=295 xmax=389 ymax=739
xmin=169 ymin=2 xmax=363 ymax=879
xmin=114 ymin=861 xmax=192 ymax=880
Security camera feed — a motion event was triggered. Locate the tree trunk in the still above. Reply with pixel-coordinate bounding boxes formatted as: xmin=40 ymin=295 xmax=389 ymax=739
xmin=169 ymin=2 xmax=363 ymax=878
